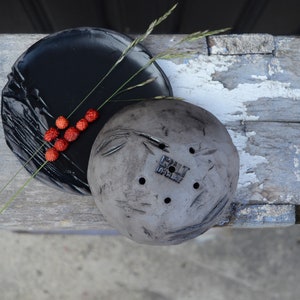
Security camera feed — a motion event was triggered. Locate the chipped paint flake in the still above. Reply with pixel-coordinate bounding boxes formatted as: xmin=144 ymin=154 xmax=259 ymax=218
xmin=293 ymin=145 xmax=300 ymax=181
xmin=251 ymin=75 xmax=268 ymax=80
xmin=268 ymin=57 xmax=284 ymax=76
xmin=294 ymin=158 xmax=299 ymax=169
xmin=294 ymin=145 xmax=300 ymax=155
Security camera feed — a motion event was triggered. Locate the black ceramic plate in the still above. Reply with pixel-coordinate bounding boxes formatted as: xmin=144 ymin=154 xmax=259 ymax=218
xmin=1 ymin=27 xmax=172 ymax=195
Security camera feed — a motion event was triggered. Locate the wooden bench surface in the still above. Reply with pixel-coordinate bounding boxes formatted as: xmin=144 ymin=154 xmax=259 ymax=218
xmin=0 ymin=34 xmax=299 ymax=233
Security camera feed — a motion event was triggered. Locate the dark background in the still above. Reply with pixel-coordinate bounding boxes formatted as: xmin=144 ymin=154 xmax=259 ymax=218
xmin=1 ymin=0 xmax=300 ymax=35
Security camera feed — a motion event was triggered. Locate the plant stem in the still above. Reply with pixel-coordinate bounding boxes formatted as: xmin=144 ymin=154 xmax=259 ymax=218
xmin=0 ymin=161 xmax=48 ymax=214
xmin=0 ymin=3 xmax=229 ymax=214
xmin=67 ymin=3 xmax=178 ymax=119
xmin=0 ymin=143 xmax=46 ymax=196
xmin=0 ymin=4 xmax=179 ymax=210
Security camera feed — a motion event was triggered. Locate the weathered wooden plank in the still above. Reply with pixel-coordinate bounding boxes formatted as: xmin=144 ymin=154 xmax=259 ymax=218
xmin=141 ymin=34 xmax=208 ymax=56
xmin=228 ymin=204 xmax=296 ymax=227
xmin=0 ymin=33 xmax=299 ymax=232
xmin=208 ymin=34 xmax=275 ymax=55
xmin=232 ymin=122 xmax=300 ymax=205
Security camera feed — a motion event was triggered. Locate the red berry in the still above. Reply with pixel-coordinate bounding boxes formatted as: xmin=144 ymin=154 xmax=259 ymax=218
xmin=45 ymin=147 xmax=59 ymax=162
xmin=85 ymin=108 xmax=99 ymax=123
xmin=76 ymin=118 xmax=89 ymax=131
xmin=64 ymin=127 xmax=80 ymax=142
xmin=44 ymin=127 xmax=59 ymax=142
xmin=54 ymin=138 xmax=69 ymax=152
xmin=55 ymin=115 xmax=69 ymax=129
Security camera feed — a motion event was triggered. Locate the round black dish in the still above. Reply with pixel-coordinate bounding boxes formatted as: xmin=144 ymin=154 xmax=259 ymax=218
xmin=1 ymin=27 xmax=172 ymax=195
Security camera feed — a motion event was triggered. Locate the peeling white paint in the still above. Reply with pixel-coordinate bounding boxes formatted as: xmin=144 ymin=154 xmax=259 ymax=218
xmin=268 ymin=57 xmax=284 ymax=76
xmin=294 ymin=158 xmax=299 ymax=168
xmin=294 ymin=158 xmax=300 ymax=181
xmin=158 ymin=56 xmax=282 ymax=187
xmin=229 ymin=130 xmax=267 ymax=188
xmin=293 ymin=145 xmax=300 ymax=182
xmin=158 ymin=55 xmax=300 ymax=123
xmin=294 ymin=145 xmax=300 ymax=155
xmin=251 ymin=75 xmax=268 ymax=80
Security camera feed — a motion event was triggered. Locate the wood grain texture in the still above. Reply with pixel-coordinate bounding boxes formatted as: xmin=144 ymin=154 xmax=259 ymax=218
xmin=0 ymin=34 xmax=299 ymax=232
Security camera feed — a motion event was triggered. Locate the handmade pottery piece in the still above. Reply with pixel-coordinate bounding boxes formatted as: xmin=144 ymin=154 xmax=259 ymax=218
xmin=88 ymin=100 xmax=239 ymax=245
xmin=1 ymin=27 xmax=172 ymax=194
